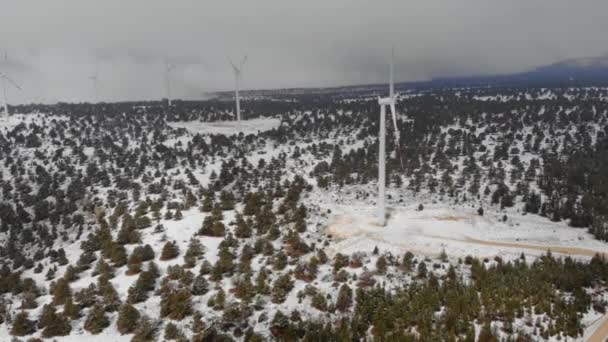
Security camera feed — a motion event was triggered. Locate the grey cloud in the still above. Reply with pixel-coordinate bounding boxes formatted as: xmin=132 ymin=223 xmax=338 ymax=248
xmin=1 ymin=0 xmax=608 ymax=103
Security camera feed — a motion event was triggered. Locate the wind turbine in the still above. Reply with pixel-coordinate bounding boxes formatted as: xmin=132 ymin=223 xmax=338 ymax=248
xmin=1 ymin=52 xmax=22 ymax=121
xmin=376 ymin=46 xmax=402 ymax=226
xmin=165 ymin=60 xmax=176 ymax=107
xmin=229 ymin=54 xmax=247 ymax=130
xmin=89 ymin=65 xmax=100 ymax=103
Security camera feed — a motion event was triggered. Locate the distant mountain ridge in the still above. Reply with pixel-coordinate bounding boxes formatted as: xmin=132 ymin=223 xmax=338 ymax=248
xmin=429 ymin=55 xmax=608 ymax=87
xmin=212 ymin=55 xmax=608 ymax=100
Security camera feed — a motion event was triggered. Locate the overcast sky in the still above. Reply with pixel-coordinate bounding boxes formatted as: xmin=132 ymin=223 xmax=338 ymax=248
xmin=1 ymin=0 xmax=607 ymax=104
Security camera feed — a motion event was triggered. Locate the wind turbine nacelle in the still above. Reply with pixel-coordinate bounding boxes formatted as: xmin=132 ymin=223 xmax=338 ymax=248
xmin=378 ymin=97 xmax=394 ymax=106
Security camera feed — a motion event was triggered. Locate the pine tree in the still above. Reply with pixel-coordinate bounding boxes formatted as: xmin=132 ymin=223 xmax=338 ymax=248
xmin=184 ymin=237 xmax=204 ymax=268
xmin=160 ymin=240 xmax=180 ymax=260
xmin=215 ymin=245 xmax=235 ymax=275
xmin=164 ymin=322 xmax=185 ymax=340
xmin=212 ymin=220 xmax=226 ymax=236
xmin=271 ymin=273 xmax=294 ymax=304
xmin=234 ymin=213 xmax=252 ymax=238
xmin=209 ymin=288 xmax=226 ymax=310
xmin=117 ymin=304 xmax=140 ymax=334
xmin=110 ymin=243 xmax=128 ymax=267
xmin=273 ymin=250 xmax=288 ymax=270
xmin=220 ymin=190 xmax=236 ymax=210
xmin=478 ymin=322 xmax=497 ymax=342
xmin=311 ymin=292 xmax=328 ymax=312
xmin=270 ymin=310 xmax=291 ymax=339
xmin=127 ymin=270 xmax=156 ymax=304
xmin=93 ymin=258 xmax=115 ymax=280
xmin=174 ymin=208 xmax=183 ymax=220
xmin=200 ymin=195 xmax=213 ymax=212
xmin=127 ymin=251 xmax=143 ymax=275
xmin=99 ymin=280 xmax=121 ymax=312
xmin=376 ymin=256 xmax=387 ymax=274
xmin=52 ymin=277 xmax=72 ymax=305
xmin=11 ymin=311 xmax=36 ymax=336
xmin=37 ymin=304 xmax=56 ymax=329
xmin=401 ymin=252 xmax=414 ymax=272
xmin=335 ymin=284 xmax=353 ymax=312
xmin=160 ymin=288 xmax=192 ymax=320
xmin=45 ymin=265 xmax=57 ymax=280
xmin=131 ymin=315 xmax=158 ymax=342
xmin=417 ymin=260 xmax=428 ymax=278
xmin=234 ymin=274 xmax=255 ymax=302
xmin=41 ymin=312 xmax=71 ymax=337
xmin=63 ymin=295 xmax=80 ymax=320
xmin=256 ymin=268 xmax=270 ymax=295
xmin=83 ymin=304 xmax=110 ymax=334
xmin=191 ymin=274 xmax=209 ymax=296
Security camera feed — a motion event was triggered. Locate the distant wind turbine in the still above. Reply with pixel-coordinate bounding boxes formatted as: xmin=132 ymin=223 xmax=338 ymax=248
xmin=376 ymin=46 xmax=402 ymax=226
xmin=1 ymin=52 xmax=22 ymax=120
xmin=229 ymin=54 xmax=247 ymax=130
xmin=89 ymin=63 xmax=100 ymax=103
xmin=165 ymin=60 xmax=176 ymax=107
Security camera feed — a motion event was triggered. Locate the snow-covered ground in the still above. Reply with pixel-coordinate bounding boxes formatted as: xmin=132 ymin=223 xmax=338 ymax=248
xmin=324 ymin=202 xmax=608 ymax=260
xmin=0 ymin=113 xmax=63 ymax=130
xmin=168 ymin=117 xmax=281 ymax=136
xmin=0 ymin=323 xmax=131 ymax=342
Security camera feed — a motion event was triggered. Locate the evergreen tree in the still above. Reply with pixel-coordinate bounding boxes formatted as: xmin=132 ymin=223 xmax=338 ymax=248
xmin=11 ymin=311 xmax=36 ymax=336
xmin=160 ymin=240 xmax=180 ymax=260
xmin=63 ymin=295 xmax=80 ymax=320
xmin=192 ymin=274 xmax=209 ymax=296
xmin=270 ymin=310 xmax=292 ymax=339
xmin=83 ymin=304 xmax=110 ymax=334
xmin=336 ymin=284 xmax=353 ymax=312
xmin=184 ymin=237 xmax=204 ymax=268
xmin=234 ymin=213 xmax=252 ymax=238
xmin=41 ymin=312 xmax=71 ymax=337
xmin=52 ymin=277 xmax=72 ymax=305
xmin=271 ymin=273 xmax=294 ymax=304
xmin=117 ymin=304 xmax=140 ymax=334
xmin=131 ymin=315 xmax=158 ymax=342
xmin=478 ymin=322 xmax=498 ymax=342
xmin=160 ymin=288 xmax=192 ymax=320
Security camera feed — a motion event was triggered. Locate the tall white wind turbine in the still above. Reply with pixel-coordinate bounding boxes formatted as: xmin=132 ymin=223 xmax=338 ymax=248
xmin=165 ymin=60 xmax=176 ymax=107
xmin=1 ymin=53 xmax=22 ymax=121
xmin=376 ymin=47 xmax=402 ymax=226
xmin=230 ymin=55 xmax=247 ymax=130
xmin=89 ymin=64 xmax=100 ymax=103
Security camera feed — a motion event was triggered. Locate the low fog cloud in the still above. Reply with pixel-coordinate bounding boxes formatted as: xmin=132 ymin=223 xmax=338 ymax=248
xmin=1 ymin=0 xmax=607 ymax=103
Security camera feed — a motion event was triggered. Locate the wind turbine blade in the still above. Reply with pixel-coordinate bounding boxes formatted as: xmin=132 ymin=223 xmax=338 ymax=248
xmin=228 ymin=58 xmax=238 ymax=73
xmin=1 ymin=73 xmax=22 ymax=90
xmin=241 ymin=55 xmax=248 ymax=68
xmin=390 ymin=102 xmax=404 ymax=170
xmin=165 ymin=60 xmax=177 ymax=72
xmin=390 ymin=102 xmax=398 ymax=139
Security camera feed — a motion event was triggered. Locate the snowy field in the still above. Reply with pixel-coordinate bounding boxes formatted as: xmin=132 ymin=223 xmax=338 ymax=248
xmin=168 ymin=117 xmax=281 ymax=136
xmin=0 ymin=113 xmax=64 ymax=130
xmin=324 ymin=203 xmax=608 ymax=260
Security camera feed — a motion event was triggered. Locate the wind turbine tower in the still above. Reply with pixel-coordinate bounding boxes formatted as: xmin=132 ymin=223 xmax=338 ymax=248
xmin=89 ymin=65 xmax=99 ymax=103
xmin=0 ymin=52 xmax=22 ymax=121
xmin=165 ymin=60 xmax=176 ymax=107
xmin=376 ymin=46 xmax=402 ymax=226
xmin=230 ymin=55 xmax=247 ymax=130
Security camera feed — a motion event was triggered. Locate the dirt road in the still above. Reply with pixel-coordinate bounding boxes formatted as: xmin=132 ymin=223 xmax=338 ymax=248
xmin=588 ymin=315 xmax=608 ymax=342
xmin=464 ymin=236 xmax=605 ymax=258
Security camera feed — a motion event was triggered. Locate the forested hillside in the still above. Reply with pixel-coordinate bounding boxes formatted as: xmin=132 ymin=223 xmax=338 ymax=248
xmin=0 ymin=85 xmax=608 ymax=340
